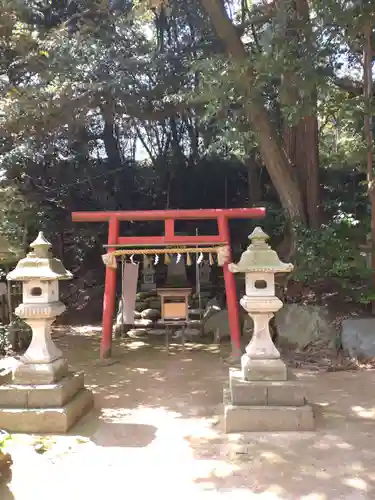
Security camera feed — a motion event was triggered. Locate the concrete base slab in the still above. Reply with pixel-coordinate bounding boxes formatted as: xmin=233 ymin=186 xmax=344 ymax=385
xmin=0 ymin=372 xmax=85 ymax=409
xmin=12 ymin=357 xmax=69 ymax=384
xmin=230 ymin=369 xmax=306 ymax=406
xmin=242 ymin=357 xmax=287 ymax=381
xmin=0 ymin=388 xmax=94 ymax=433
xmin=224 ymin=404 xmax=315 ymax=432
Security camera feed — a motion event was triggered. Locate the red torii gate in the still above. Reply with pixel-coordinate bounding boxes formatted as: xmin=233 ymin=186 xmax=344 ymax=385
xmin=72 ymin=208 xmax=265 ymax=359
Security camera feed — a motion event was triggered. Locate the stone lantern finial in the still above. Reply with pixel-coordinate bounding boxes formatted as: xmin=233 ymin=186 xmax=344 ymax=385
xmin=248 ymin=226 xmax=269 ymax=242
xmin=29 ymin=231 xmax=52 ymax=258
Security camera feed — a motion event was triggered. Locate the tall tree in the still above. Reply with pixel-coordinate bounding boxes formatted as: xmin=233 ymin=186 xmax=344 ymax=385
xmin=199 ymin=0 xmax=306 ymax=223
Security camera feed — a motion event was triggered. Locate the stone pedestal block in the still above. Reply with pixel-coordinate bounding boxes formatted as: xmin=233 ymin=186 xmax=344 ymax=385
xmin=0 ymin=390 xmax=93 ymax=433
xmin=241 ymin=357 xmax=288 ymax=381
xmin=229 ymin=370 xmax=306 ymax=406
xmin=225 ymin=368 xmax=314 ymax=432
xmin=225 ymin=404 xmax=315 ymax=432
xmin=0 ymin=371 xmax=93 ymax=433
xmin=12 ymin=357 xmax=69 ymax=385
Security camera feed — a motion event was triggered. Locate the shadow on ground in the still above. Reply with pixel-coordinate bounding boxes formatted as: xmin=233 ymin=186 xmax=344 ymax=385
xmin=5 ymin=327 xmax=375 ymax=499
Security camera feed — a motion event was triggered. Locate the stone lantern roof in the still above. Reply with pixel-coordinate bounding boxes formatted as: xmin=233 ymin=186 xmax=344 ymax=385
xmin=7 ymin=232 xmax=72 ymax=281
xmin=229 ymin=227 xmax=294 ymax=274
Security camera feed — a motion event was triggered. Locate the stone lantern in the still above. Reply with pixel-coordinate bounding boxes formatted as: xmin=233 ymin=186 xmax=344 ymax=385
xmin=8 ymin=232 xmax=72 ymax=382
xmin=141 ymin=256 xmax=156 ymax=292
xmin=224 ymin=227 xmax=314 ymax=432
xmin=0 ymin=232 xmax=93 ymax=433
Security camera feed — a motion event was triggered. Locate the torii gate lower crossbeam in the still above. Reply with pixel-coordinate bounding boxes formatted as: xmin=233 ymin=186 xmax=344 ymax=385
xmin=72 ymin=208 xmax=266 ymax=359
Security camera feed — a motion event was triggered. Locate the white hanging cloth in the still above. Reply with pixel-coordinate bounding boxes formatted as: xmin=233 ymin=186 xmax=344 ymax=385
xmin=122 ymin=262 xmax=139 ymax=324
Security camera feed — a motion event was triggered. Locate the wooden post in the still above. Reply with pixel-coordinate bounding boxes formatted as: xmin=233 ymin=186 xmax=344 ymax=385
xmin=101 ymin=217 xmax=119 ymax=359
xmin=218 ymin=216 xmax=241 ymax=357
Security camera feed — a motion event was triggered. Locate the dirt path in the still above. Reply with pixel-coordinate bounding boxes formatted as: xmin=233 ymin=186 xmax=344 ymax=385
xmin=2 ymin=328 xmax=375 ymax=500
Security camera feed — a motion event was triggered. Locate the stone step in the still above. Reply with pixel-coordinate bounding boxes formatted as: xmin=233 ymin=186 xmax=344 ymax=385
xmin=0 ymin=388 xmax=93 ymax=433
xmin=224 ymin=404 xmax=315 ymax=433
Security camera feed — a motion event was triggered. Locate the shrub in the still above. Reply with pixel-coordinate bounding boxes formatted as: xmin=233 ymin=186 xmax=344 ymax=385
xmin=292 ymin=213 xmax=369 ymax=292
xmin=0 ymin=325 xmax=10 ymax=356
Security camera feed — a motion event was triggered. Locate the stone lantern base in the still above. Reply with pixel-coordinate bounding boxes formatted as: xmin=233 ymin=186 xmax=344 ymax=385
xmin=224 ymin=364 xmax=314 ymax=432
xmin=0 ymin=367 xmax=93 ymax=433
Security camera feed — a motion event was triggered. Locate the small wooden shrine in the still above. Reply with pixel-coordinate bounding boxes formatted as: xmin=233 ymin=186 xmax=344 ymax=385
xmin=158 ymin=287 xmax=192 ymax=322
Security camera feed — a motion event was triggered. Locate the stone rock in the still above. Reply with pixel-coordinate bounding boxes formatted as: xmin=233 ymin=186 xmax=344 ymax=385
xmin=203 ymin=309 xmax=251 ymax=340
xmin=146 ymin=299 xmax=161 ymax=310
xmin=203 ymin=309 xmax=228 ymax=338
xmin=115 ymin=302 xmax=140 ymax=332
xmin=341 ymin=318 xmax=375 ymax=359
xmin=148 ymin=328 xmax=166 ymax=336
xmin=134 ymin=301 xmax=147 ymax=312
xmin=141 ymin=308 xmax=160 ymax=320
xmin=134 ymin=319 xmax=153 ymax=327
xmin=203 ymin=303 xmax=222 ymax=321
xmin=188 ymin=319 xmax=202 ymax=329
xmin=275 ymin=304 xmax=336 ymax=349
xmin=189 ymin=308 xmax=202 ymax=318
xmin=172 ymin=328 xmax=201 ymax=340
xmin=136 ymin=291 xmax=154 ymax=301
xmin=127 ymin=328 xmax=148 ymax=338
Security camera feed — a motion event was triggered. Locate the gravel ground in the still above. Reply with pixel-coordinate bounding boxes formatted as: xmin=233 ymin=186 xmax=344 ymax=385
xmin=1 ymin=328 xmax=375 ymax=500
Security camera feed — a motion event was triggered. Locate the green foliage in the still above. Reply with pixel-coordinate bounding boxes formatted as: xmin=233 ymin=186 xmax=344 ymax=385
xmin=0 ymin=319 xmax=32 ymax=355
xmin=0 ymin=431 xmax=12 ymax=453
xmin=0 ymin=0 xmax=372 ymax=313
xmin=293 ymin=213 xmax=370 ymax=289
xmin=0 ymin=325 xmax=10 ymax=356
xmin=0 ymin=185 xmax=36 ymax=248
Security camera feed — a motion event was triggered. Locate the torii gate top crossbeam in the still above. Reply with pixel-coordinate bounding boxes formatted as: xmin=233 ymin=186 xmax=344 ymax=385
xmin=72 ymin=208 xmax=266 ymax=246
xmin=72 ymin=208 xmax=265 ymax=222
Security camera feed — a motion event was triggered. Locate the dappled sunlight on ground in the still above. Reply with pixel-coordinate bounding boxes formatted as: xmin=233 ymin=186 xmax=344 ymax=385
xmin=2 ymin=327 xmax=375 ymax=499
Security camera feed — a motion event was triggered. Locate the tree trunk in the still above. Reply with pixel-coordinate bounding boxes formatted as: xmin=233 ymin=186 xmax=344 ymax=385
xmin=247 ymin=156 xmax=262 ymax=205
xmin=199 ymin=0 xmax=306 ymax=223
xmin=280 ymin=0 xmax=320 ymax=228
xmin=364 ymin=20 xmax=375 ymax=313
xmin=300 ymin=115 xmax=319 ymax=228
xmin=101 ymin=104 xmax=122 ymax=166
xmin=284 ymin=117 xmax=319 ymax=228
